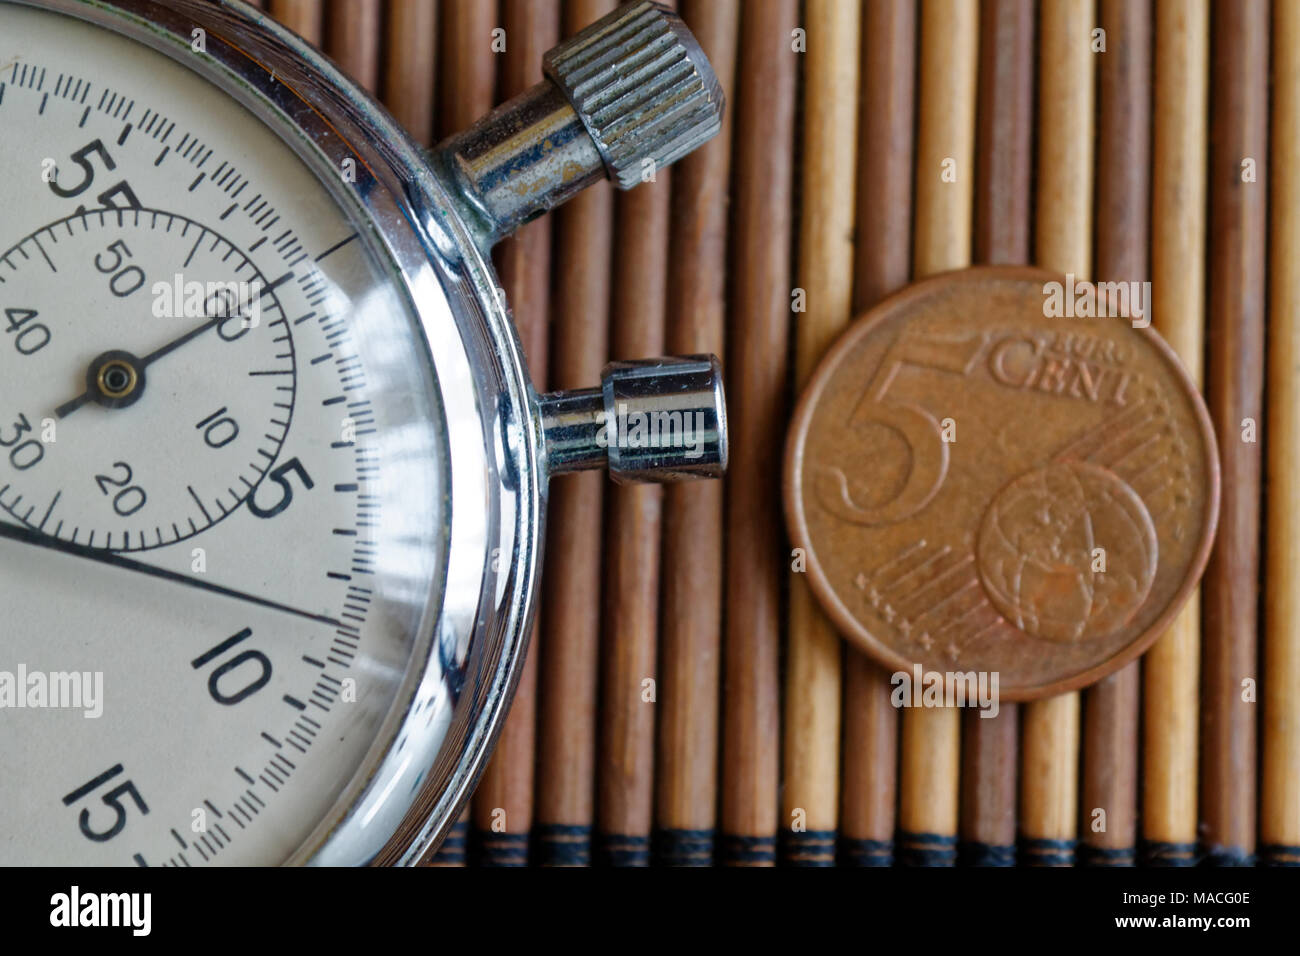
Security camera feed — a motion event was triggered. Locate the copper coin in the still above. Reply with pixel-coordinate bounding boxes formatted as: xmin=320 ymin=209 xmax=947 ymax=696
xmin=784 ymin=266 xmax=1220 ymax=701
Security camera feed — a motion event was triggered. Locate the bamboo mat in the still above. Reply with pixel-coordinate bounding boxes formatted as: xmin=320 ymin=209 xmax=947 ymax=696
xmin=255 ymin=0 xmax=1299 ymax=867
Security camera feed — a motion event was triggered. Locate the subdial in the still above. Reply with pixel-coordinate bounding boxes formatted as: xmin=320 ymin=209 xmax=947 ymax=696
xmin=0 ymin=208 xmax=297 ymax=550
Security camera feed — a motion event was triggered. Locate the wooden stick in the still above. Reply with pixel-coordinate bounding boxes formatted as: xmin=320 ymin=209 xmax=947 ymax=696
xmin=911 ymin=0 xmax=979 ymax=278
xmin=721 ymin=0 xmax=799 ymax=867
xmin=534 ymin=0 xmax=617 ymax=867
xmin=852 ymin=0 xmax=915 ymax=310
xmin=1081 ymin=668 xmax=1140 ymax=864
xmin=1093 ymin=0 xmax=1152 ymax=299
xmin=839 ymin=0 xmax=915 ymax=868
xmin=599 ymin=456 xmax=666 ymax=865
xmin=1018 ymin=695 xmax=1080 ymax=866
xmin=594 ymin=0 xmax=678 ymax=868
xmin=1034 ymin=0 xmax=1094 ymax=277
xmin=654 ymin=0 xmax=739 ymax=867
xmin=383 ymin=0 xmax=438 ymax=147
xmin=471 ymin=0 xmax=559 ymax=869
xmin=1143 ymin=0 xmax=1208 ymax=867
xmin=972 ymin=0 xmax=1033 ymax=267
xmin=1018 ymin=0 xmax=1095 ymax=869
xmin=898 ymin=0 xmax=978 ymax=867
xmin=1080 ymin=0 xmax=1150 ymax=869
xmin=960 ymin=0 xmax=1033 ymax=867
xmin=839 ymin=659 xmax=899 ymax=866
xmin=437 ymin=0 xmax=497 ymax=139
xmin=1200 ymin=0 xmax=1267 ymax=868
xmin=325 ymin=0 xmax=382 ymax=94
xmin=1263 ymin=0 xmax=1300 ymax=869
xmin=270 ymin=0 xmax=323 ymax=45
xmin=782 ymin=0 xmax=860 ymax=868
xmin=959 ymin=705 xmax=1019 ymax=864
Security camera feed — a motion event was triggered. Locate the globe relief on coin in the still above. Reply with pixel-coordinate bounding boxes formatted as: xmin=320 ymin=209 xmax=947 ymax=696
xmin=784 ymin=266 xmax=1220 ymax=701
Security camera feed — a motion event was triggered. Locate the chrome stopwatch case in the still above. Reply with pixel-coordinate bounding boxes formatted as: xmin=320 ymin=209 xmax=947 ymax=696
xmin=0 ymin=0 xmax=726 ymax=865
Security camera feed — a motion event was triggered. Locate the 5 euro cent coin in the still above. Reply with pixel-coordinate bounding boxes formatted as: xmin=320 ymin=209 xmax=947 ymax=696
xmin=784 ymin=266 xmax=1220 ymax=701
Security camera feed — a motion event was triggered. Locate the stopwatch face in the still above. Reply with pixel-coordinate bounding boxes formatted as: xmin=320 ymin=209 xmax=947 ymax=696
xmin=0 ymin=3 xmax=466 ymax=864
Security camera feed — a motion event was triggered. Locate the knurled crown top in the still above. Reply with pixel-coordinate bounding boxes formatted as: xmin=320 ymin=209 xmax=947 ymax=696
xmin=542 ymin=1 xmax=724 ymax=190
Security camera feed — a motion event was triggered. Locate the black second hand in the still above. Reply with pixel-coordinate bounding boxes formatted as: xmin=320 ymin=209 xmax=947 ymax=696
xmin=0 ymin=519 xmax=341 ymax=628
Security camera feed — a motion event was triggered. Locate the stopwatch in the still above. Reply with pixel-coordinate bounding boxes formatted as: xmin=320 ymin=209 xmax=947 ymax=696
xmin=0 ymin=0 xmax=726 ymax=865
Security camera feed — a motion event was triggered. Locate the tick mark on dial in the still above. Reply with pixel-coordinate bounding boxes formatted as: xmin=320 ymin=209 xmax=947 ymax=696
xmin=38 ymin=490 xmax=61 ymax=531
xmin=31 ymin=235 xmax=55 ymax=272
xmin=315 ymin=233 xmax=357 ymax=261
xmin=182 ymin=229 xmax=205 ymax=267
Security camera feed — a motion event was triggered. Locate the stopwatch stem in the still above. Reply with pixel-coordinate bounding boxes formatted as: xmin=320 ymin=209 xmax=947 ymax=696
xmin=539 ymin=354 xmax=728 ymax=482
xmin=432 ymin=0 xmax=723 ymax=247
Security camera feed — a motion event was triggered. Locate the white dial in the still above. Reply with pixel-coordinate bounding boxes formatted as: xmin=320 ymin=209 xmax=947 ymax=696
xmin=0 ymin=209 xmax=298 ymax=549
xmin=0 ymin=3 xmax=448 ymax=865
